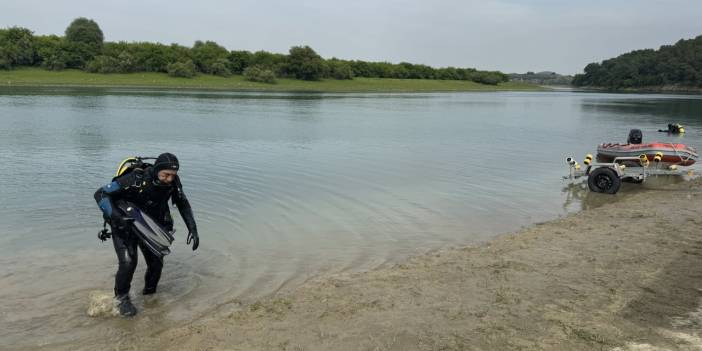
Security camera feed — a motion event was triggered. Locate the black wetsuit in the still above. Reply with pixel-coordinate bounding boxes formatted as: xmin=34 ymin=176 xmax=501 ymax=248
xmin=94 ymin=166 xmax=197 ymax=296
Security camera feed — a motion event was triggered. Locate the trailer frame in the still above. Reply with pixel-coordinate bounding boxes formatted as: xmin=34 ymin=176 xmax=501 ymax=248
xmin=563 ymin=156 xmax=690 ymax=194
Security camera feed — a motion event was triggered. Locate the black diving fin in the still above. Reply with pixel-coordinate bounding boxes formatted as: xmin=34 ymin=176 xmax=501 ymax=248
xmin=115 ymin=200 xmax=175 ymax=258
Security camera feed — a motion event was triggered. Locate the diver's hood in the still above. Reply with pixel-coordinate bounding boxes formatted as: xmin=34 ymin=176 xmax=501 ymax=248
xmin=115 ymin=200 xmax=174 ymax=258
xmin=153 ymin=153 xmax=179 ymax=174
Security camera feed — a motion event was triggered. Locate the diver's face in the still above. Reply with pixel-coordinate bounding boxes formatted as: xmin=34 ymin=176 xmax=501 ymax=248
xmin=158 ymin=169 xmax=177 ymax=185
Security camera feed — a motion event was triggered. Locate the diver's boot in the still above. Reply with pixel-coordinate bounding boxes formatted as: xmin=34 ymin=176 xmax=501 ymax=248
xmin=142 ymin=287 xmax=157 ymax=295
xmin=116 ymin=294 xmax=137 ymax=317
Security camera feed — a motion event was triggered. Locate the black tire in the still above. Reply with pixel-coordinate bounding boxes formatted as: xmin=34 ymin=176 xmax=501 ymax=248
xmin=588 ymin=167 xmax=621 ymax=194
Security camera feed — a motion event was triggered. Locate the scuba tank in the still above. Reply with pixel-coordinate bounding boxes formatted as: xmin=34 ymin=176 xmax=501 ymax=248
xmin=97 ymin=156 xmax=180 ymax=257
xmin=97 ymin=156 xmax=157 ymax=241
xmin=114 ymin=156 xmax=157 ymax=181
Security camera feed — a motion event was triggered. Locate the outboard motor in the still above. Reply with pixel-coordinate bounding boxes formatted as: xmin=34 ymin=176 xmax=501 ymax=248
xmin=627 ymin=129 xmax=643 ymax=144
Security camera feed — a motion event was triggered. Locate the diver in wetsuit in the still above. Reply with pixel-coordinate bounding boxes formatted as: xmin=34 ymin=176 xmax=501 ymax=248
xmin=94 ymin=153 xmax=199 ymax=317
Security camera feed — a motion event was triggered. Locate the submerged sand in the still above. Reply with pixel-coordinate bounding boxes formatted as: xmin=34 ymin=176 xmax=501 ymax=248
xmin=123 ymin=178 xmax=701 ymax=351
xmin=37 ymin=179 xmax=702 ymax=350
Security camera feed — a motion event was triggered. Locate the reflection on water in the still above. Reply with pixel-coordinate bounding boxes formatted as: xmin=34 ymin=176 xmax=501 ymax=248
xmin=582 ymin=96 xmax=702 ymax=122
xmin=0 ymin=88 xmax=701 ymax=349
xmin=580 ymin=95 xmax=702 ymax=145
xmin=562 ymin=173 xmax=692 ymax=212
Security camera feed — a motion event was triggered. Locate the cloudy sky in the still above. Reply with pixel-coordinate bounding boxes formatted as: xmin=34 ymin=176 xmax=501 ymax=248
xmin=1 ymin=0 xmax=701 ymax=74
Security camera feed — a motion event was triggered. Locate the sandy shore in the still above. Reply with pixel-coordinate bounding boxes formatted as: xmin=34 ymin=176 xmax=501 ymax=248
xmin=30 ymin=178 xmax=702 ymax=351
xmin=106 ymin=177 xmax=699 ymax=351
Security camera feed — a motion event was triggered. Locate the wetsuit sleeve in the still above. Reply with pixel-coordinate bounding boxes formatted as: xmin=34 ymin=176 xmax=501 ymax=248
xmin=93 ymin=173 xmax=135 ymax=219
xmin=172 ymin=176 xmax=197 ymax=233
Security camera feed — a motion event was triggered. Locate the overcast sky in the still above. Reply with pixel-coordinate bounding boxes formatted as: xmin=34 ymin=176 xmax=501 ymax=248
xmin=2 ymin=0 xmax=701 ymax=74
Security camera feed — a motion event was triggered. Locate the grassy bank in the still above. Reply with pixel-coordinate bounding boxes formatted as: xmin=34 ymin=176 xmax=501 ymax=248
xmin=0 ymin=68 xmax=544 ymax=92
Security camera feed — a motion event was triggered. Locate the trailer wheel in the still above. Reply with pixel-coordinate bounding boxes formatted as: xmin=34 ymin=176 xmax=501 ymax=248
xmin=588 ymin=167 xmax=621 ymax=194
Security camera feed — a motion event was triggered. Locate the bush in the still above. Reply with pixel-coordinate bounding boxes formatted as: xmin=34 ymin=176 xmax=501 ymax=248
xmin=60 ymin=41 xmax=97 ymax=69
xmin=115 ymin=51 xmax=135 ymax=72
xmin=436 ymin=67 xmax=460 ymax=80
xmin=210 ymin=58 xmax=231 ymax=77
xmin=0 ymin=47 xmax=11 ymax=69
xmin=243 ymin=65 xmax=276 ymax=83
xmin=326 ymin=60 xmax=353 ymax=80
xmin=34 ymin=35 xmax=62 ymax=67
xmin=167 ymin=60 xmax=197 ymax=78
xmin=42 ymin=54 xmax=66 ymax=71
xmin=250 ymin=50 xmax=286 ymax=71
xmin=85 ymin=55 xmax=120 ymax=73
xmin=470 ymin=71 xmax=508 ymax=85
xmin=228 ymin=50 xmax=253 ymax=74
xmin=285 ymin=46 xmax=324 ymax=80
xmin=132 ymin=43 xmax=170 ymax=72
xmin=192 ymin=40 xmax=229 ymax=74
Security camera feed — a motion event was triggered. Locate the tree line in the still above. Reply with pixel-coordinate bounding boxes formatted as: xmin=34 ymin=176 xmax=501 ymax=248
xmin=573 ymin=35 xmax=702 ymax=88
xmin=508 ymin=71 xmax=573 ymax=85
xmin=0 ymin=18 xmax=509 ymax=85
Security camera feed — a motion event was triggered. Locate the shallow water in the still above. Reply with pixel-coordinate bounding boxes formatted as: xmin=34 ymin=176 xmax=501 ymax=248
xmin=0 ymin=88 xmax=700 ymax=348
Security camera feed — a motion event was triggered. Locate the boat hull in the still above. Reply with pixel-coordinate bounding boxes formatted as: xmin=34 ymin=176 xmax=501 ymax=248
xmin=596 ymin=142 xmax=698 ymax=166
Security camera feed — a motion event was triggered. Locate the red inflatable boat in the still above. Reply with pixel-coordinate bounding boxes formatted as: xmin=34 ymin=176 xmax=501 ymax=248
xmin=597 ymin=142 xmax=698 ymax=166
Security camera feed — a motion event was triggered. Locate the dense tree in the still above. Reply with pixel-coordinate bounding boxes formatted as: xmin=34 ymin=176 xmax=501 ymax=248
xmin=2 ymin=20 xmax=511 ymax=85
xmin=65 ymin=18 xmax=103 ymax=48
xmin=399 ymin=62 xmax=435 ymax=79
xmin=227 ymin=50 xmax=253 ymax=74
xmin=573 ymin=35 xmax=702 ymax=88
xmin=0 ymin=27 xmax=38 ymax=68
xmin=192 ymin=40 xmax=229 ymax=75
xmin=33 ymin=35 xmax=64 ymax=69
xmin=326 ymin=59 xmax=353 ymax=80
xmin=61 ymin=18 xmax=104 ymax=68
xmin=285 ymin=46 xmax=324 ymax=80
xmin=249 ymin=50 xmax=286 ymax=73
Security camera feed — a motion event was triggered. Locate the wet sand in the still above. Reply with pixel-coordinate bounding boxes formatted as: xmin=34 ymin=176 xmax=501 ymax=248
xmin=26 ymin=178 xmax=702 ymax=350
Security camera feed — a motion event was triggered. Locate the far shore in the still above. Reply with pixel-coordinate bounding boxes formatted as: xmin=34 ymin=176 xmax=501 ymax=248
xmin=0 ymin=68 xmax=545 ymax=93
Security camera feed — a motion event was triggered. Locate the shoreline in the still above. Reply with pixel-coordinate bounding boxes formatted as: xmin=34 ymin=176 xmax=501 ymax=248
xmin=89 ymin=178 xmax=702 ymax=350
xmin=10 ymin=179 xmax=702 ymax=350
xmin=574 ymin=85 xmax=702 ymax=94
xmin=0 ymin=68 xmax=545 ymax=93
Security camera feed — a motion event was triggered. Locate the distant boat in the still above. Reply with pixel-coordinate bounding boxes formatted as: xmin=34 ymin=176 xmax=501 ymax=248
xmin=596 ymin=142 xmax=698 ymax=166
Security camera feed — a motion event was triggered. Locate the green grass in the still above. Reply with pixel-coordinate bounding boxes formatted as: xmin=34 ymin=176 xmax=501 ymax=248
xmin=0 ymin=67 xmax=545 ymax=92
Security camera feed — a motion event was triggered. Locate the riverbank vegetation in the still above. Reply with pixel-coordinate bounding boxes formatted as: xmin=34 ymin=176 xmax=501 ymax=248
xmin=0 ymin=18 xmax=511 ymax=88
xmin=573 ymin=35 xmax=702 ymax=90
xmin=0 ymin=67 xmax=541 ymax=92
xmin=509 ymin=71 xmax=573 ymax=85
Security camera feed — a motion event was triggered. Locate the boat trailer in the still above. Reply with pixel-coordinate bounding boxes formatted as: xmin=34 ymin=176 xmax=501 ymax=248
xmin=563 ymin=153 xmax=693 ymax=194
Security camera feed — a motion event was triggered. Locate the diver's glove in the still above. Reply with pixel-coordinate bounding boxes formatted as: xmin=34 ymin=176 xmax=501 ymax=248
xmin=187 ymin=230 xmax=199 ymax=251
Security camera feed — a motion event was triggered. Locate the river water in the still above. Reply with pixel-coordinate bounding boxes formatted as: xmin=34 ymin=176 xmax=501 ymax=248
xmin=0 ymin=88 xmax=700 ymax=348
